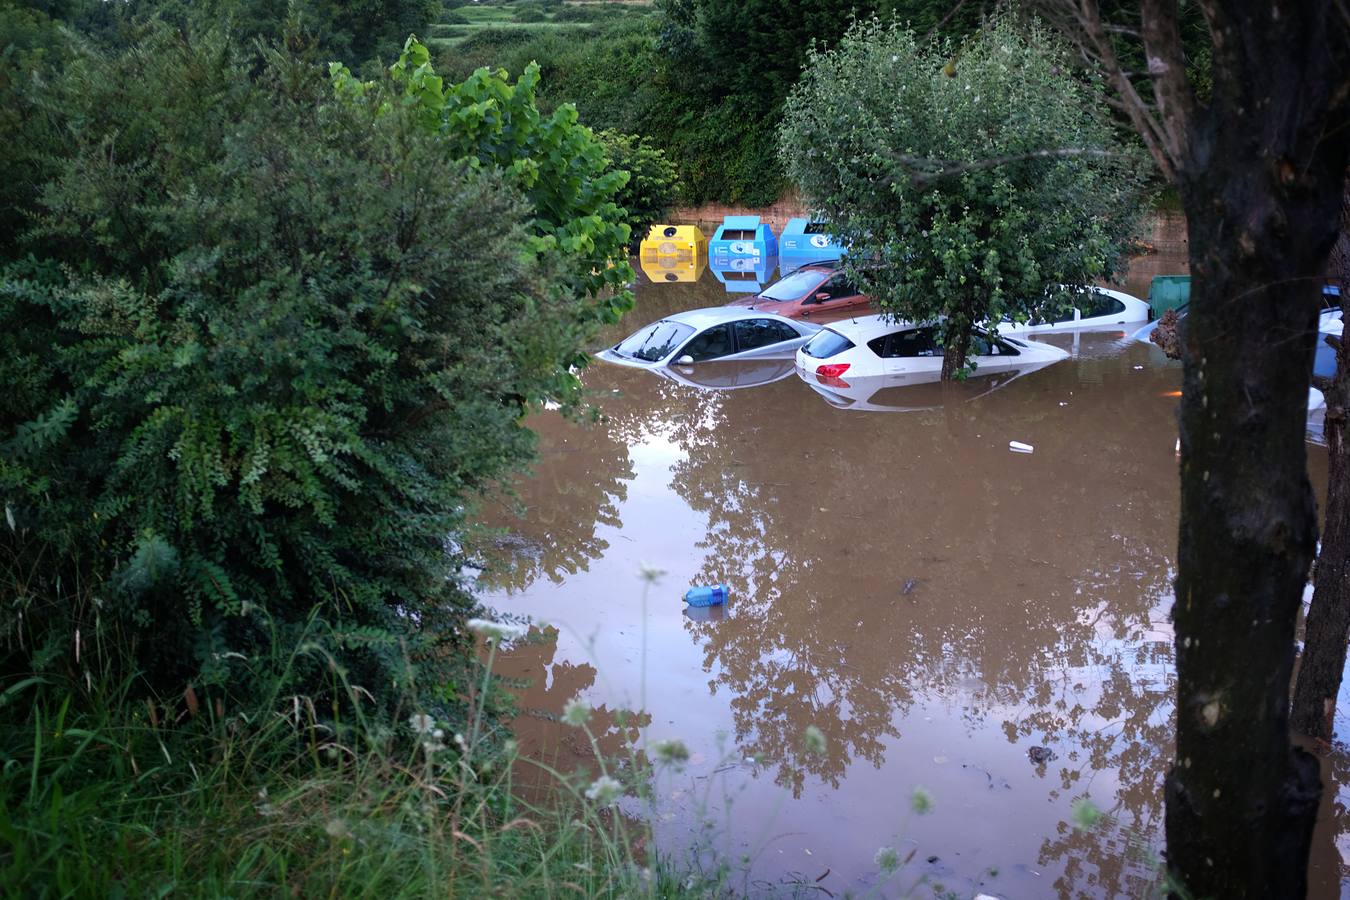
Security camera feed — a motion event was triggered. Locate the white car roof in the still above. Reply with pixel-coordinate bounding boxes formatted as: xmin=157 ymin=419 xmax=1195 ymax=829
xmin=664 ymin=307 xmax=804 ymax=328
xmin=815 ymin=314 xmax=926 ymax=342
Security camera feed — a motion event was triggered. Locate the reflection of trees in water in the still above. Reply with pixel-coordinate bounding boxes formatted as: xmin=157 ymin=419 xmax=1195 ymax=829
xmin=473 ymin=404 xmax=634 ymax=592
xmin=664 ymin=352 xmax=1181 ymax=809
xmin=475 ymin=340 xmax=1249 ymax=893
xmin=495 ymin=626 xmax=650 ymax=796
xmin=1008 ymin=637 xmax=1174 ymax=896
xmin=1309 ymin=745 xmax=1350 ymax=893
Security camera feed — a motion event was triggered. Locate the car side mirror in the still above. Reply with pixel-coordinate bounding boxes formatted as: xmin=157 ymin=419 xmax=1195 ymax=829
xmin=676 ymin=355 xmax=694 ymax=365
xmin=812 ymin=292 xmax=830 ymax=303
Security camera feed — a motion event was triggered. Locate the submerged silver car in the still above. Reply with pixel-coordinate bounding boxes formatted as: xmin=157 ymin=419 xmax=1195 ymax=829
xmin=598 ymin=308 xmax=821 ymax=369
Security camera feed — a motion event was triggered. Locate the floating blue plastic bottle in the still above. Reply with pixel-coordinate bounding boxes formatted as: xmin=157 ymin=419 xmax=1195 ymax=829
xmin=683 ymin=584 xmax=728 ymax=607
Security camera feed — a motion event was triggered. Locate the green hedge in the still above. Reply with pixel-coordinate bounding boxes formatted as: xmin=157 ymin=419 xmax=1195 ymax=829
xmin=0 ymin=26 xmax=629 ymax=718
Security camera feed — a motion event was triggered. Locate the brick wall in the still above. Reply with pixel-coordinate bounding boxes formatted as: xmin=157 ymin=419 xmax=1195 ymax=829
xmin=667 ymin=193 xmax=810 ymax=233
xmin=669 ymin=198 xmax=1189 ymax=256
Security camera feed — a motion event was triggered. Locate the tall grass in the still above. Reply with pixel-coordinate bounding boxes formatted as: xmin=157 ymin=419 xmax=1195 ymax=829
xmin=0 ymin=617 xmax=706 ymax=898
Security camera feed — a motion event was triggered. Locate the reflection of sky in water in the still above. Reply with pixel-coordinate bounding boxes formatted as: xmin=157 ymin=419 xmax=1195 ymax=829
xmin=472 ymin=244 xmax=1349 ymax=897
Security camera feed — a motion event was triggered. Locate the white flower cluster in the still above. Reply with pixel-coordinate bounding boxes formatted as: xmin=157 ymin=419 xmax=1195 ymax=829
xmin=466 ymin=618 xmax=529 ymax=643
xmin=584 ymin=775 xmax=623 ymax=806
xmin=562 ymin=700 xmax=591 ymax=727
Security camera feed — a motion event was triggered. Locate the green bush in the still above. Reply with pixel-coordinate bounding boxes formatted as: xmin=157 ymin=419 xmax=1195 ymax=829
xmin=597 ymin=130 xmax=681 ymax=243
xmin=431 ymin=15 xmax=787 ymax=206
xmin=513 ymin=4 xmax=547 ymax=24
xmin=0 ymin=26 xmax=630 ymax=717
xmin=453 ymin=24 xmax=549 ymax=52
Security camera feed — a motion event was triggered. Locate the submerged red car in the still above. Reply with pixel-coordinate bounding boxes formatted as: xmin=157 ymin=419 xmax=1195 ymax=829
xmin=725 ymin=261 xmax=872 ymax=320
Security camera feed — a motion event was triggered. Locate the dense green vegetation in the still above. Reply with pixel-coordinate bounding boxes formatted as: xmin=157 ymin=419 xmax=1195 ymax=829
xmin=0 ymin=5 xmax=687 ymax=894
xmin=431 ymin=0 xmax=992 ymax=207
xmin=780 ymin=16 xmax=1145 ymax=376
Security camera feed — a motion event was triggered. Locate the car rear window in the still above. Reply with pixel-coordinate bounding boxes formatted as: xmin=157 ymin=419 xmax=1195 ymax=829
xmin=801 ymin=329 xmax=855 ymax=359
xmin=614 ymin=321 xmax=696 ymax=362
xmin=1080 ymin=291 xmax=1127 ymax=319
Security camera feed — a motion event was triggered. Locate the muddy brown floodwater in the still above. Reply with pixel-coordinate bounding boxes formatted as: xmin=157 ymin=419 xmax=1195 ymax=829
xmin=470 ymin=254 xmax=1350 ymax=898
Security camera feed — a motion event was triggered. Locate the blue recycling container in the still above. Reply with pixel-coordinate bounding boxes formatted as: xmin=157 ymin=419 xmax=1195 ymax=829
xmin=683 ymin=584 xmax=728 ymax=607
xmin=780 ymin=218 xmax=845 ymax=269
xmin=709 ymin=216 xmax=778 ymax=269
xmin=708 ymin=254 xmax=778 ymax=293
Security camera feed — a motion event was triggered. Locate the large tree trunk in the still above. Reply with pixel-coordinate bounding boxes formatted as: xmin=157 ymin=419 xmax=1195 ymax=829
xmin=939 ymin=329 xmax=971 ymax=380
xmin=1293 ymin=335 xmax=1350 ymax=740
xmin=1031 ymin=0 xmax=1348 ymax=894
xmin=1167 ymin=203 xmax=1326 ymax=897
xmin=1165 ymin=75 xmax=1346 ymax=900
xmin=939 ymin=295 xmax=978 ymax=380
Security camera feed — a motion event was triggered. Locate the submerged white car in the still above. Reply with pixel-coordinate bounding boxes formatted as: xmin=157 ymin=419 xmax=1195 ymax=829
xmin=997 ymin=287 xmax=1150 ymax=335
xmin=795 ymin=315 xmax=1069 ymax=381
xmin=598 ymin=308 xmax=820 ymax=368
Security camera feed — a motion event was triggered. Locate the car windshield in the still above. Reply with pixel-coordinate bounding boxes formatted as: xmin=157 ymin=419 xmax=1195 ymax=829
xmin=614 ymin=321 xmax=696 ymax=362
xmin=759 ymin=270 xmax=825 ymax=301
xmin=801 ymin=329 xmax=855 ymax=359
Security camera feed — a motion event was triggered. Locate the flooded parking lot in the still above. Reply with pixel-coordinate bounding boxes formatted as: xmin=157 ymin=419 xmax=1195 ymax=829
xmin=470 ymin=265 xmax=1350 ymax=898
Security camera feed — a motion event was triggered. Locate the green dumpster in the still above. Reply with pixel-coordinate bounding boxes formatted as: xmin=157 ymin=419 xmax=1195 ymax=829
xmin=1149 ymin=275 xmax=1190 ymax=318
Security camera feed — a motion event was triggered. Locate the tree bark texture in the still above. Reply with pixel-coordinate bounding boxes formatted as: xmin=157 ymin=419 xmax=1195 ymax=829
xmin=1293 ymin=173 xmax=1350 ymax=738
xmin=1292 ymin=334 xmax=1350 ymax=740
xmin=940 ymin=295 xmax=977 ymax=380
xmin=1164 ymin=3 xmax=1349 ymax=896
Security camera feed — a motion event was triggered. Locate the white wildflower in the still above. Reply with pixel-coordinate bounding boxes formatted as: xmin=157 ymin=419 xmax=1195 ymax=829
xmin=651 ymin=739 xmax=690 ymax=765
xmin=801 ymin=725 xmax=827 ymax=755
xmin=407 ymin=713 xmax=435 ymax=734
xmin=562 ymin=700 xmax=591 ymax=727
xmin=466 ymin=618 xmax=528 ymax=643
xmin=325 ymin=818 xmax=349 ymax=839
xmin=1071 ymin=797 xmax=1101 ymax=831
xmin=911 ymin=786 xmax=934 ymax=815
xmin=874 ymin=846 xmax=901 ymax=873
xmin=585 ymin=775 xmax=623 ymax=806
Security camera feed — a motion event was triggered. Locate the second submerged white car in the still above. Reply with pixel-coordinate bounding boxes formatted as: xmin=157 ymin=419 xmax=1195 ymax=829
xmin=795 ymin=316 xmax=1069 ymax=381
xmin=997 ymin=287 xmax=1150 ymax=335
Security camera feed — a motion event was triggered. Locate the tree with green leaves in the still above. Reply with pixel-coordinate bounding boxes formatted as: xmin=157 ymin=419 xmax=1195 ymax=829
xmin=596 ymin=130 xmax=680 ymax=248
xmin=333 ymin=39 xmax=635 ymax=315
xmin=779 ymin=16 xmax=1144 ymax=378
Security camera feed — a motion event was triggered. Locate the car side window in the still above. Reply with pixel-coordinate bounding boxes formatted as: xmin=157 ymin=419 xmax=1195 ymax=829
xmin=680 ymin=323 xmax=734 ymax=361
xmin=734 ymin=318 xmax=791 ymax=351
xmin=871 ymin=328 xmax=939 ymax=358
xmin=821 ymin=274 xmax=859 ymax=299
xmin=769 ymin=320 xmax=801 ymax=343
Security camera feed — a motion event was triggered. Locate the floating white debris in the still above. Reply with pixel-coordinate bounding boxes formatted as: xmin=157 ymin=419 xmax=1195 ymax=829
xmin=1009 ymin=441 xmax=1034 ymax=454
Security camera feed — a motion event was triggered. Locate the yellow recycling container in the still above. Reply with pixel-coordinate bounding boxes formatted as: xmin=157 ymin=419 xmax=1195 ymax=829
xmin=640 ymin=248 xmax=707 ymax=283
xmin=640 ymin=224 xmax=708 ymax=259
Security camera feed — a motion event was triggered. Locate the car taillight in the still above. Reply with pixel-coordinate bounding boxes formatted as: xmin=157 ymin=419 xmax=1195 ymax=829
xmin=816 ymin=363 xmax=851 ymax=378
